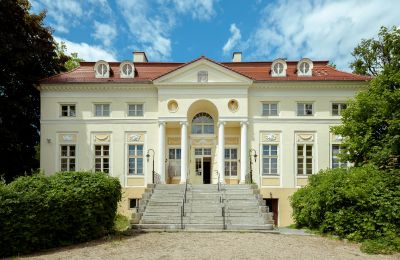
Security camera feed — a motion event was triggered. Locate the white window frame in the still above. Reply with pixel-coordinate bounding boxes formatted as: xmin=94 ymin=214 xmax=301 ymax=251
xmin=94 ymin=61 xmax=110 ymax=78
xmin=224 ymin=147 xmax=238 ymax=178
xmin=127 ymin=144 xmax=144 ymax=175
xmin=297 ymin=102 xmax=314 ymax=116
xmin=60 ymin=145 xmax=76 ymax=172
xmin=60 ymin=104 xmax=76 ymax=117
xmin=168 ymin=147 xmax=181 ymax=177
xmin=128 ymin=103 xmax=144 ymax=117
xmin=94 ymin=103 xmax=110 ymax=117
xmin=120 ymin=62 xmax=135 ymax=78
xmin=331 ymin=144 xmax=350 ymax=169
xmin=332 ymin=103 xmax=347 ymax=116
xmin=262 ymin=144 xmax=279 ymax=175
xmin=297 ymin=59 xmax=313 ymax=76
xmin=297 ymin=144 xmax=314 ymax=175
xmin=262 ymin=102 xmax=279 ymax=116
xmin=94 ymin=145 xmax=110 ymax=173
xmin=271 ymin=59 xmax=287 ymax=77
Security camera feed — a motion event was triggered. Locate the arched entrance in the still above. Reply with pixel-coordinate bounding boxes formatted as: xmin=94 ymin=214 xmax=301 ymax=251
xmin=187 ymin=100 xmax=219 ymax=184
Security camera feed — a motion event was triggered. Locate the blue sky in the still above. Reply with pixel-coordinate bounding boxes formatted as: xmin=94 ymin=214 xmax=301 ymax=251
xmin=31 ymin=0 xmax=400 ymax=70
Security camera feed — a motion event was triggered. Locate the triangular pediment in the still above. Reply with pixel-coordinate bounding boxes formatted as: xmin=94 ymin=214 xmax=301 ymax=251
xmin=153 ymin=57 xmax=253 ymax=85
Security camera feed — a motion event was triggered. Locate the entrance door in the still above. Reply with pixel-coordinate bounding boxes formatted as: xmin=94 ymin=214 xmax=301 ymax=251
xmin=203 ymin=157 xmax=211 ymax=184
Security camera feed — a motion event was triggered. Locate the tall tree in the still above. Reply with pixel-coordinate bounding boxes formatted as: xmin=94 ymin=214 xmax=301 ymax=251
xmin=0 ymin=0 xmax=64 ymax=181
xmin=333 ymin=26 xmax=400 ymax=169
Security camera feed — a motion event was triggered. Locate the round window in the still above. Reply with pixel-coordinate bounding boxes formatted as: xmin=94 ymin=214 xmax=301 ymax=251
xmin=299 ymin=62 xmax=310 ymax=74
xmin=97 ymin=63 xmax=108 ymax=76
xmin=167 ymin=100 xmax=178 ymax=113
xmin=228 ymin=99 xmax=239 ymax=112
xmin=122 ymin=63 xmax=133 ymax=76
xmin=273 ymin=63 xmax=284 ymax=74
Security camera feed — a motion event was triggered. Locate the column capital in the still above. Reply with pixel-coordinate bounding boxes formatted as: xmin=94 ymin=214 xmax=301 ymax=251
xmin=240 ymin=120 xmax=249 ymax=126
xmin=158 ymin=121 xmax=166 ymax=126
xmin=217 ymin=121 xmax=226 ymax=127
xmin=179 ymin=121 xmax=188 ymax=126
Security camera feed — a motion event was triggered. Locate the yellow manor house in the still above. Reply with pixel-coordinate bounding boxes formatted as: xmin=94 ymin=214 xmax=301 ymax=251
xmin=39 ymin=52 xmax=369 ymax=227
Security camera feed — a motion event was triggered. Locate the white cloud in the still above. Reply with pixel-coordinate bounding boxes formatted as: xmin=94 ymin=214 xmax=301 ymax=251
xmin=222 ymin=23 xmax=242 ymax=54
xmin=164 ymin=0 xmax=217 ymax=21
xmin=55 ymin=37 xmax=117 ymax=61
xmin=92 ymin=21 xmax=117 ymax=47
xmin=245 ymin=0 xmax=400 ymax=70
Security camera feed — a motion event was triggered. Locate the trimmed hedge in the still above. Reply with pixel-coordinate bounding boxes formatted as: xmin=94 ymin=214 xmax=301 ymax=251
xmin=290 ymin=165 xmax=400 ymax=253
xmin=0 ymin=171 xmax=121 ymax=257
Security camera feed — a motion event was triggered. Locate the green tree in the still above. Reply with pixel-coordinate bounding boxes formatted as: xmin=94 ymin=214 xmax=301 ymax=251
xmin=0 ymin=0 xmax=64 ymax=181
xmin=350 ymin=26 xmax=400 ymax=76
xmin=55 ymin=41 xmax=83 ymax=71
xmin=333 ymin=26 xmax=400 ymax=169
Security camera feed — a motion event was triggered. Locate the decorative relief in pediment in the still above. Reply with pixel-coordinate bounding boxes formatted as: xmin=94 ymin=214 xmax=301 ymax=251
xmin=127 ymin=133 xmax=144 ymax=143
xmin=296 ymin=133 xmax=314 ymax=142
xmin=59 ymin=134 xmax=77 ymax=143
xmin=94 ymin=134 xmax=110 ymax=143
xmin=261 ymin=133 xmax=280 ymax=143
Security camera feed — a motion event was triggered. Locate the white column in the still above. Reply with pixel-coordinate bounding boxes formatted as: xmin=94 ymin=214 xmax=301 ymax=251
xmin=158 ymin=122 xmax=166 ymax=184
xmin=180 ymin=121 xmax=188 ymax=184
xmin=218 ymin=121 xmax=226 ymax=184
xmin=240 ymin=121 xmax=248 ymax=184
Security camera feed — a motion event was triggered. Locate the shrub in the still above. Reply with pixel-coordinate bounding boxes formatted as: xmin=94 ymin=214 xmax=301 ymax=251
xmin=0 ymin=171 xmax=121 ymax=257
xmin=290 ymin=165 xmax=400 ymax=253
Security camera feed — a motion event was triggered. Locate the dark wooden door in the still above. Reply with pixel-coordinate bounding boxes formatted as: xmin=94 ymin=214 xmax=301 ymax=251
xmin=203 ymin=158 xmax=211 ymax=184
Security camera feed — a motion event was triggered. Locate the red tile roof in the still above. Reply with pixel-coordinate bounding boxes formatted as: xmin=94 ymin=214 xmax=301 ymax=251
xmin=40 ymin=56 xmax=371 ymax=84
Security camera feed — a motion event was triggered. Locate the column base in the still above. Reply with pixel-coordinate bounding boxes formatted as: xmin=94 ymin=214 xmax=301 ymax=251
xmin=239 ymin=180 xmax=246 ymax=184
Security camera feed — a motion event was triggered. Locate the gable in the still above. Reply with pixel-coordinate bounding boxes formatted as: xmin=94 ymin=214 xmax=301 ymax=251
xmin=153 ymin=58 xmax=253 ymax=85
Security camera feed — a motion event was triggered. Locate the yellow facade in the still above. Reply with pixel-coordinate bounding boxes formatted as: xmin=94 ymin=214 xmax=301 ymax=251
xmin=39 ymin=58 xmax=367 ymax=226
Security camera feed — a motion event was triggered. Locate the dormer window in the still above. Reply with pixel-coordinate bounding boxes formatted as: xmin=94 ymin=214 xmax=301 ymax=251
xmin=94 ymin=61 xmax=110 ymax=78
xmin=271 ymin=59 xmax=287 ymax=77
xmin=297 ymin=58 xmax=313 ymax=76
xmin=120 ymin=62 xmax=135 ymax=78
xmin=198 ymin=71 xmax=208 ymax=83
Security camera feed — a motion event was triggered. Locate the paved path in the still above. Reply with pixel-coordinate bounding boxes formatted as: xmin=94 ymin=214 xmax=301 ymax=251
xmin=23 ymin=232 xmax=399 ymax=260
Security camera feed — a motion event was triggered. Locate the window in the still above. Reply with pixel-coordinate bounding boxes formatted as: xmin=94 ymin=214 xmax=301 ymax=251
xmin=60 ymin=104 xmax=76 ymax=117
xmin=95 ymin=61 xmax=109 ymax=78
xmin=198 ymin=71 xmax=208 ymax=83
xmin=195 ymin=148 xmax=211 ymax=156
xmin=95 ymin=104 xmax=110 ymax=117
xmin=60 ymin=145 xmax=76 ymax=171
xmin=332 ymin=144 xmax=347 ymax=168
xmin=192 ymin=113 xmax=214 ymax=134
xmin=262 ymin=145 xmax=278 ymax=175
xmin=271 ymin=59 xmax=287 ymax=77
xmin=129 ymin=198 xmax=139 ymax=209
xmin=262 ymin=103 xmax=278 ymax=116
xmin=128 ymin=144 xmax=144 ymax=175
xmin=297 ymin=59 xmax=313 ymax=76
xmin=120 ymin=63 xmax=134 ymax=78
xmin=94 ymin=145 xmax=109 ymax=173
xmin=128 ymin=104 xmax=144 ymax=116
xmin=332 ymin=103 xmax=347 ymax=116
xmin=168 ymin=148 xmax=181 ymax=177
xmin=299 ymin=62 xmax=310 ymax=74
xmin=297 ymin=103 xmax=313 ymax=116
xmin=224 ymin=148 xmax=238 ymax=177
xmin=273 ymin=63 xmax=284 ymax=75
xmin=297 ymin=144 xmax=313 ymax=175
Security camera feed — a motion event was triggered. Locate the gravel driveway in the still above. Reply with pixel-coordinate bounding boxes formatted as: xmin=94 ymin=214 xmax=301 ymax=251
xmin=22 ymin=232 xmax=399 ymax=260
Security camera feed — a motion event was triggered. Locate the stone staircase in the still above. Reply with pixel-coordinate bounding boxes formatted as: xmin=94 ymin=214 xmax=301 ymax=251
xmin=132 ymin=184 xmax=274 ymax=231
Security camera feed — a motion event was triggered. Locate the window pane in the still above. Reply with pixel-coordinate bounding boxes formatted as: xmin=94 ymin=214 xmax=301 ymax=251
xmin=176 ymin=149 xmax=181 ymax=159
xmin=297 ymin=145 xmax=304 ymax=156
xmin=169 ymin=149 xmax=175 ymax=159
xmin=69 ymin=106 xmax=76 ymax=116
xmin=61 ymin=146 xmax=68 ymax=156
xmin=262 ymin=104 xmax=269 ymax=116
xmin=305 ymin=104 xmax=313 ymax=115
xmin=297 ymin=104 xmax=304 ymax=115
xmin=263 ymin=145 xmax=270 ymax=156
xmin=231 ymin=162 xmax=237 ymax=176
xmin=224 ymin=149 xmax=230 ymax=159
xmin=137 ymin=145 xmax=143 ymax=156
xmin=103 ymin=145 xmax=109 ymax=156
xmin=61 ymin=106 xmax=68 ymax=116
xmin=69 ymin=159 xmax=75 ymax=171
xmin=203 ymin=148 xmax=211 ymax=155
xmin=231 ymin=149 xmax=237 ymax=159
xmin=129 ymin=158 xmax=135 ymax=174
xmin=95 ymin=146 xmax=101 ymax=156
xmin=263 ymin=158 xmax=270 ymax=175
xmin=95 ymin=105 xmax=102 ymax=116
xmin=69 ymin=146 xmax=75 ymax=156
xmin=271 ymin=145 xmax=277 ymax=156
xmin=224 ymin=162 xmax=230 ymax=176
xmin=306 ymin=145 xmax=312 ymax=156
xmin=192 ymin=125 xmax=202 ymax=134
xmin=195 ymin=148 xmax=202 ymax=155
xmin=129 ymin=145 xmax=135 ymax=156
xmin=61 ymin=158 xmax=68 ymax=171
xmin=204 ymin=125 xmax=214 ymax=134
xmin=103 ymin=105 xmax=110 ymax=116
xmin=137 ymin=158 xmax=143 ymax=174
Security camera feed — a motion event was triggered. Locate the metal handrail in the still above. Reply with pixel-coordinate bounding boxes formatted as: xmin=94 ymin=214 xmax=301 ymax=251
xmin=222 ymin=206 xmax=226 ymax=230
xmin=181 ymin=171 xmax=190 ymax=229
xmin=216 ymin=170 xmax=221 ymax=192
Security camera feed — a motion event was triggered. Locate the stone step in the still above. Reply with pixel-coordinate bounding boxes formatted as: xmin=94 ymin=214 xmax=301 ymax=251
xmin=227 ymin=224 xmax=274 ymax=230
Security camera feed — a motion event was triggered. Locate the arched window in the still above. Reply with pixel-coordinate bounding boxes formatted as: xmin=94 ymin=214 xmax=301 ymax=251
xmin=192 ymin=112 xmax=214 ymax=134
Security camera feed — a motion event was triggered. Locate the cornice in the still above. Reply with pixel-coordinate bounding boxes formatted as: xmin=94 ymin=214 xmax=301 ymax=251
xmin=251 ymin=81 xmax=368 ymax=89
xmin=38 ymin=83 xmax=154 ymax=92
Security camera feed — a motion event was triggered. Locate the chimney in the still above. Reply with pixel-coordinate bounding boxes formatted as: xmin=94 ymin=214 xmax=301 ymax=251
xmin=232 ymin=52 xmax=242 ymax=62
xmin=133 ymin=51 xmax=148 ymax=63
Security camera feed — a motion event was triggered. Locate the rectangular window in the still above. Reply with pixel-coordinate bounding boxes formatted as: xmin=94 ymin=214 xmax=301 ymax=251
xmin=60 ymin=104 xmax=76 ymax=117
xmin=297 ymin=103 xmax=313 ymax=116
xmin=297 ymin=144 xmax=313 ymax=175
xmin=60 ymin=145 xmax=76 ymax=171
xmin=129 ymin=198 xmax=139 ymax=209
xmin=332 ymin=103 xmax=347 ymax=116
xmin=262 ymin=145 xmax=278 ymax=175
xmin=128 ymin=144 xmax=144 ymax=175
xmin=332 ymin=144 xmax=347 ymax=168
xmin=128 ymin=104 xmax=144 ymax=116
xmin=168 ymin=148 xmax=181 ymax=177
xmin=94 ymin=104 xmax=110 ymax=117
xmin=94 ymin=145 xmax=110 ymax=173
xmin=224 ymin=148 xmax=238 ymax=177
xmin=262 ymin=103 xmax=278 ymax=116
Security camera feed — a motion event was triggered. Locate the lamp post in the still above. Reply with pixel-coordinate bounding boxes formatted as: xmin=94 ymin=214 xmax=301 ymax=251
xmin=146 ymin=149 xmax=155 ymax=184
xmin=248 ymin=148 xmax=258 ymax=184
